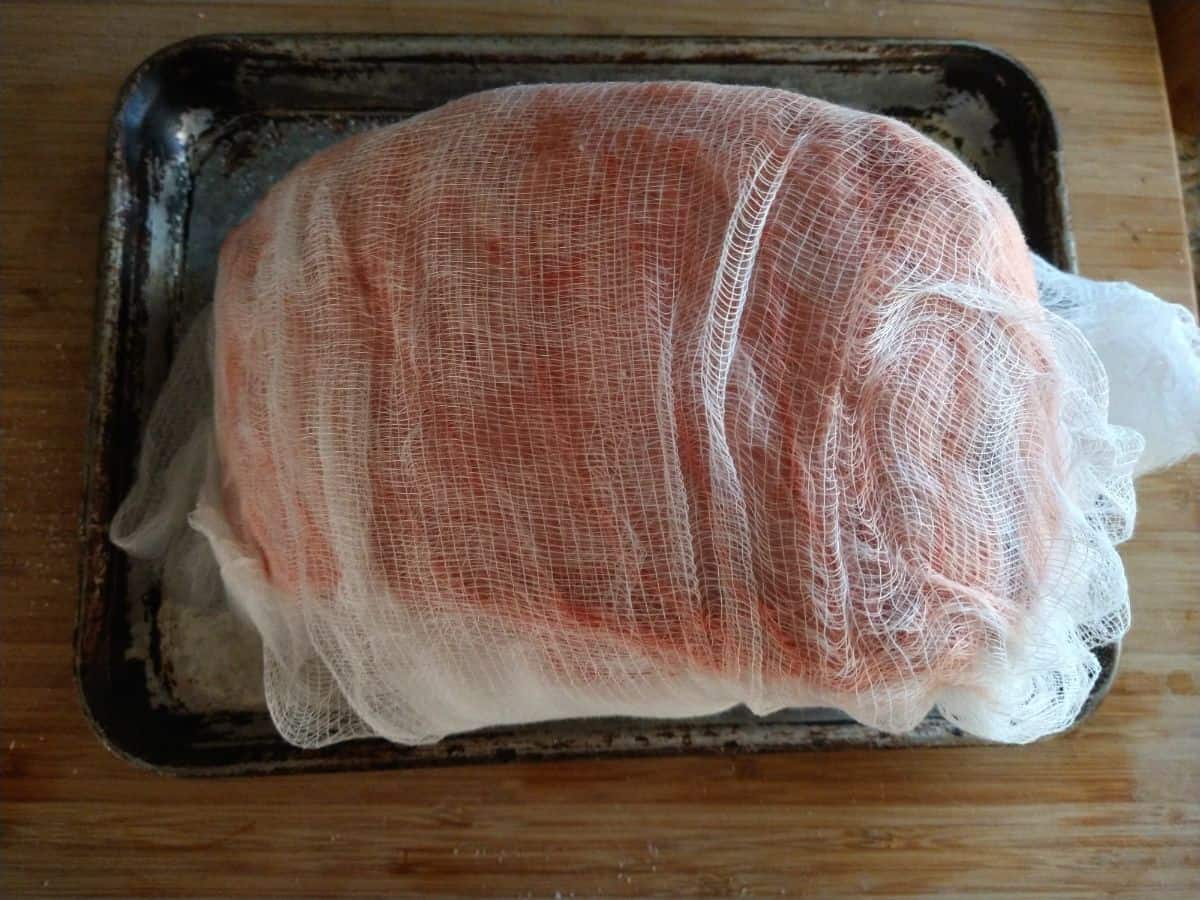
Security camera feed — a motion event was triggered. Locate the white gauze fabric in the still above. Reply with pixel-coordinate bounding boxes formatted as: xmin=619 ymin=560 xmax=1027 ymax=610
xmin=1034 ymin=256 xmax=1200 ymax=476
xmin=112 ymin=82 xmax=1199 ymax=748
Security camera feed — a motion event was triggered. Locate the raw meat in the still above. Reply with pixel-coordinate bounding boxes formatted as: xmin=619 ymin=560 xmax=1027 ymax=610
xmin=122 ymin=83 xmax=1149 ymax=747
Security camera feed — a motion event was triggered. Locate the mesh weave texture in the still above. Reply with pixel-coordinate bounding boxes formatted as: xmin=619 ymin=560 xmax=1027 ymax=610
xmin=114 ymin=83 xmax=1160 ymax=747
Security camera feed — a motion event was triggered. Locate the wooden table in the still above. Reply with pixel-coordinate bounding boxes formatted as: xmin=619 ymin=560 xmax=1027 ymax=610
xmin=2 ymin=2 xmax=1197 ymax=896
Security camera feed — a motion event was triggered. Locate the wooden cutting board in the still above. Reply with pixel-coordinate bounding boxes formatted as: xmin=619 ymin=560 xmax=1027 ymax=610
xmin=2 ymin=1 xmax=1197 ymax=896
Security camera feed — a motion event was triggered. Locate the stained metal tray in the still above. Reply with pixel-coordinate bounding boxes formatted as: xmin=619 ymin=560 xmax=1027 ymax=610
xmin=79 ymin=34 xmax=1111 ymax=775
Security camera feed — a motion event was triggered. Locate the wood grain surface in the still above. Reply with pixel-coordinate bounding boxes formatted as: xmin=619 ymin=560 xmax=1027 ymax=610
xmin=2 ymin=1 xmax=1197 ymax=896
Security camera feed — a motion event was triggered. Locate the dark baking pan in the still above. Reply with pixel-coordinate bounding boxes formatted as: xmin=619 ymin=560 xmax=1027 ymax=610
xmin=79 ymin=34 xmax=1110 ymax=775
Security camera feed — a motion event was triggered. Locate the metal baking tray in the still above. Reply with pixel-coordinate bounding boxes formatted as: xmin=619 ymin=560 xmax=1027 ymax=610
xmin=79 ymin=34 xmax=1112 ymax=775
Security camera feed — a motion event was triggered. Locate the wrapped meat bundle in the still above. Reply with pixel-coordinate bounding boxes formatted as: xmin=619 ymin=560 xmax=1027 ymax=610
xmin=113 ymin=82 xmax=1200 ymax=747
